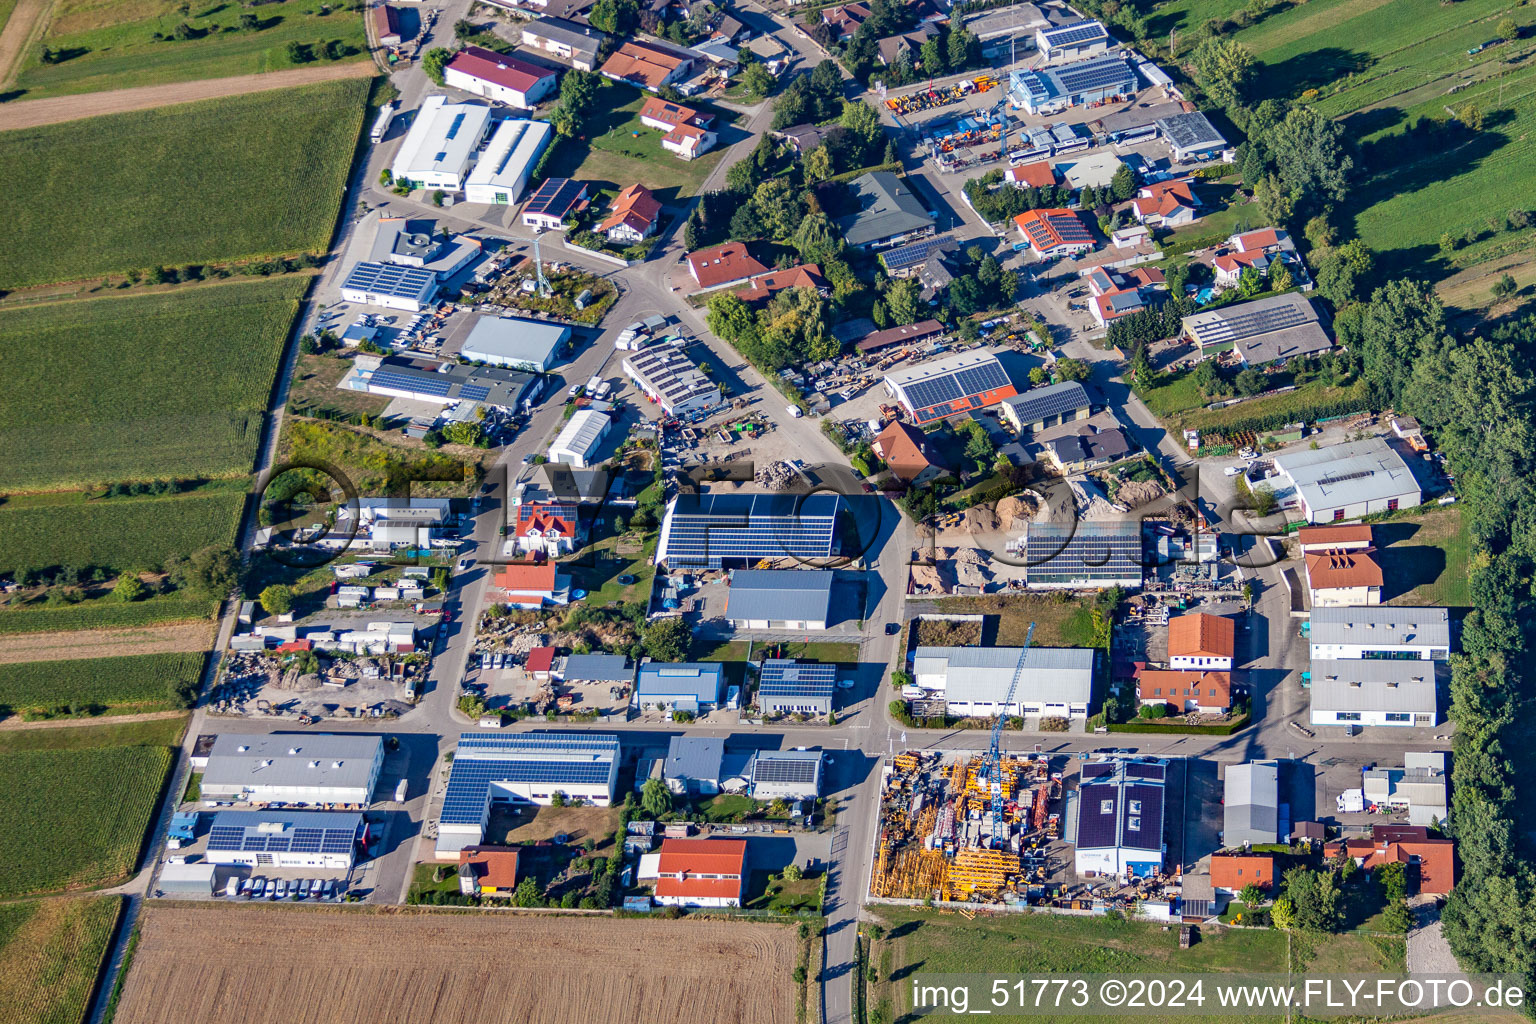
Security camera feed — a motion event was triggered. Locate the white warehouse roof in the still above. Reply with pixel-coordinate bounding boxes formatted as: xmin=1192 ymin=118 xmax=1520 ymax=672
xmin=913 ymin=646 xmax=1094 ymax=704
xmin=460 ymin=314 xmax=570 ymax=371
xmin=1308 ymin=607 xmax=1450 ymax=649
xmin=202 ymin=734 xmax=383 ymax=794
xmin=392 ymin=96 xmax=495 ymax=184
xmin=550 ymin=408 xmax=611 ymax=461
xmin=465 ymin=118 xmax=552 ymax=199
xmin=1273 ymin=438 xmax=1420 ymax=513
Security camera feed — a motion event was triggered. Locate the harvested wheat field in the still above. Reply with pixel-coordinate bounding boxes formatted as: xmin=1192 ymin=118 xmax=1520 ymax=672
xmin=0 ymin=621 xmax=213 ymax=664
xmin=115 ymin=905 xmax=799 ymax=1024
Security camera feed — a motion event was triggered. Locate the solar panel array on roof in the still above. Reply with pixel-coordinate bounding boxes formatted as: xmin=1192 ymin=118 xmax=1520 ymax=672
xmin=1056 ymin=58 xmax=1134 ymax=94
xmin=898 ymin=357 xmax=1011 ymax=421
xmin=1005 ymin=381 xmax=1090 ymax=426
xmin=751 ymin=752 xmax=821 ymax=785
xmin=659 ymin=492 xmax=845 ymax=566
xmin=1188 ymin=300 xmax=1312 ymax=346
xmin=1075 ymin=759 xmax=1166 ymax=854
xmin=524 ymin=177 xmax=587 ymax=218
xmin=343 ymin=261 xmax=438 ymax=298
xmin=757 ymin=659 xmax=836 ymax=698
xmin=879 ymin=235 xmax=953 ymax=272
xmin=206 ymin=812 xmax=360 ymax=855
xmin=370 ymin=368 xmax=454 ymax=397
xmin=1042 ymin=21 xmax=1107 ymax=47
xmin=1023 ymin=521 xmax=1143 ymax=583
xmin=441 ymin=733 xmax=620 ymax=824
xmin=459 ymin=383 xmax=490 ymax=401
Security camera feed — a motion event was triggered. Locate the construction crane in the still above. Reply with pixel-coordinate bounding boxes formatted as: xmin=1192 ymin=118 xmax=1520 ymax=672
xmin=983 ymin=621 xmax=1036 ymax=844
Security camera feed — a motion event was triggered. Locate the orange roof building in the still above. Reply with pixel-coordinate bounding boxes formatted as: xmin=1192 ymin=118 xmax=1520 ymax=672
xmin=1296 ymin=523 xmax=1373 ymax=552
xmin=1168 ymin=612 xmax=1236 ymax=670
xmin=514 ymin=502 xmax=577 ymax=557
xmin=1210 ymin=853 xmax=1275 ymax=894
xmin=871 ymin=420 xmax=945 ymax=486
xmin=1325 ymin=832 xmax=1456 ymax=895
xmin=1305 ymin=548 xmax=1384 ymax=607
xmin=493 ymin=561 xmax=566 ymax=608
xmin=650 ymin=838 xmax=748 ymax=907
xmin=686 ymin=242 xmax=770 ymax=290
xmin=1004 ymin=161 xmax=1057 ymax=189
xmin=600 ymin=41 xmax=692 ymax=91
xmin=735 ymin=264 xmax=827 ymax=303
xmin=1130 ymin=178 xmax=1200 ymax=226
xmin=1135 ymin=669 xmax=1231 ymax=714
xmin=1012 ymin=207 xmax=1095 ymax=259
xmin=458 ymin=845 xmax=520 ymax=895
xmin=597 ymin=184 xmax=661 ymax=243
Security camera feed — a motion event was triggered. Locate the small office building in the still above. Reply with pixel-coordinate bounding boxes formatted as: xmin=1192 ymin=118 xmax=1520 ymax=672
xmin=634 ymin=661 xmax=726 ymax=714
xmin=205 ymin=810 xmax=366 ymax=870
xmin=756 ymin=659 xmax=836 ymax=716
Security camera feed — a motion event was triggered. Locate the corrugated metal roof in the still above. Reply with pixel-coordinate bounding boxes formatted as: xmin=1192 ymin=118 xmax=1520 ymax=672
xmin=726 ymin=569 xmax=834 ymax=621
xmin=913 ymin=646 xmax=1094 ymax=704
xmin=203 ymin=734 xmax=381 ymax=794
xmin=1308 ymin=659 xmax=1438 ymax=714
xmin=1308 ymin=607 xmax=1449 ymax=649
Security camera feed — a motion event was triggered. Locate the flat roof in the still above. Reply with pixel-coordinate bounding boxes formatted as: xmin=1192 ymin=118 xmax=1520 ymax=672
xmin=1156 ymin=110 xmax=1227 ymax=152
xmin=207 ymin=810 xmax=362 ymax=856
xmin=1308 ymin=607 xmax=1450 ymax=649
xmin=726 ymin=569 xmax=835 ymax=622
xmin=562 ymin=653 xmax=633 ymax=681
xmin=465 ymin=118 xmax=552 ymax=195
xmin=346 ymin=355 xmax=538 ymax=409
xmin=636 ymin=661 xmax=726 ymax=701
xmin=460 ymin=314 xmax=570 ymax=367
xmin=914 ymin=645 xmax=1094 ymax=704
xmin=392 ymin=96 xmax=494 ymax=180
xmin=1309 ymin=659 xmax=1439 ymax=714
xmin=757 ymin=659 xmax=837 ymax=699
xmin=1075 ymin=758 xmax=1165 ymax=853
xmin=1273 ymin=438 xmax=1420 ymax=513
xmin=657 ymin=492 xmax=849 ymax=565
xmin=1021 ymin=520 xmax=1144 ymax=583
xmin=342 ymin=261 xmax=438 ymax=302
xmin=442 ymin=732 xmax=620 ymax=824
xmin=750 ymin=749 xmax=822 ymax=785
xmin=203 ymin=734 xmax=382 ymax=793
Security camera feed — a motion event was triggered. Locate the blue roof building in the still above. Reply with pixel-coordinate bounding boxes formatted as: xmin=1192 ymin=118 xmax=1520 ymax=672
xmin=635 ymin=662 xmax=726 ymax=713
xmin=656 ymin=492 xmax=854 ymax=568
xmin=726 ymin=569 xmax=835 ymax=630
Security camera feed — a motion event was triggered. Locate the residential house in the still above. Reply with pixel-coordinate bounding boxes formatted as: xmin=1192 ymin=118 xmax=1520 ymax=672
xmin=1210 ymin=853 xmax=1275 ymax=895
xmin=601 ymin=40 xmax=694 ymax=91
xmin=686 ymin=241 xmax=769 ymax=290
xmin=877 ymin=23 xmax=939 ymax=66
xmin=597 ymin=184 xmax=661 ymax=244
xmin=1042 ymin=425 xmax=1134 ymax=471
xmin=635 ymin=95 xmax=717 ymax=160
xmin=1013 ymin=207 xmax=1095 ymax=259
xmin=836 ymin=171 xmax=937 ymax=250
xmin=1091 ymin=287 xmax=1147 ymax=326
xmin=1324 ymin=827 xmax=1456 ymax=895
xmin=1130 ymin=178 xmax=1200 ymax=227
xmin=735 ymin=264 xmax=827 ymax=303
xmin=871 ymin=419 xmax=947 ymax=486
xmin=493 ymin=561 xmax=571 ymax=608
xmin=1135 ymin=669 xmax=1231 ymax=714
xmin=521 ymin=177 xmax=590 ymax=231
xmin=513 ymin=502 xmax=577 ymax=557
xmin=1168 ymin=613 xmax=1235 ymax=670
xmin=1004 ymin=161 xmax=1057 ymax=189
xmin=1305 ymin=547 xmax=1383 ymax=607
xmin=644 ymin=838 xmax=748 ymax=907
xmin=458 ymin=845 xmax=521 ymax=896
xmin=821 ymin=1 xmax=869 ymax=41
xmin=521 ymin=16 xmax=604 ymax=70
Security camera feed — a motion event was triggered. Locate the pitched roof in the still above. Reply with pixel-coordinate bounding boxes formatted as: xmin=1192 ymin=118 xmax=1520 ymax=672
xmin=1232 ymin=228 xmax=1283 ymax=251
xmin=639 ymin=95 xmax=708 ymax=129
xmin=687 ymin=241 xmax=769 ymax=288
xmin=525 ymin=16 xmax=604 ymax=56
xmin=1094 ymin=287 xmax=1145 ymax=321
xmin=459 ymin=845 xmax=520 ymax=889
xmin=735 ymin=264 xmax=826 ymax=302
xmin=1210 ymin=853 xmax=1275 ymax=891
xmin=523 ymin=177 xmax=589 ymax=220
xmin=1306 ymin=547 xmax=1384 ymax=591
xmin=872 ymin=420 xmax=940 ymax=481
xmin=726 ymin=569 xmax=835 ymax=621
xmin=597 ymin=183 xmax=661 ymax=235
xmin=447 ymin=46 xmax=555 ymax=94
xmin=526 ymin=646 xmax=556 ymax=673
xmin=1325 ymin=838 xmax=1456 ymax=895
xmin=1295 ymin=524 xmax=1374 ymax=547
xmin=1168 ymin=612 xmax=1235 ymax=659
xmin=602 ymin=40 xmax=689 ymax=89
xmin=654 ymin=837 xmax=747 ymax=899
xmin=494 ymin=561 xmax=558 ymax=592
xmin=856 ymin=318 xmax=944 ymax=353
xmin=1013 ymin=207 xmax=1094 ymax=252
xmin=1136 ymin=669 xmax=1231 ymax=708
xmin=517 ymin=502 xmax=577 ymax=538
xmin=1005 ymin=161 xmax=1057 ymax=188
xmin=835 ymin=171 xmax=935 ymax=247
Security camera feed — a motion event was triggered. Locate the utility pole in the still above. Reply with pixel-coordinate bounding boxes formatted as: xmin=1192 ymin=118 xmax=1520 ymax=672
xmin=1169 ymin=28 xmax=1177 ymax=60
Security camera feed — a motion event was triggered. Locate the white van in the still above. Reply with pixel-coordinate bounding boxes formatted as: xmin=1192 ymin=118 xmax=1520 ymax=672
xmin=786 ymin=405 xmax=804 ymax=419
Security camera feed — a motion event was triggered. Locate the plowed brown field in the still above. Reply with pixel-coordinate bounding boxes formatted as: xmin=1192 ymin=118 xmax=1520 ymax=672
xmin=114 ymin=905 xmax=799 ymax=1024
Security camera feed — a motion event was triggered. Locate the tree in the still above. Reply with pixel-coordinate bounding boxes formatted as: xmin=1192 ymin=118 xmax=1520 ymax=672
xmin=640 ymin=776 xmax=672 ymax=817
xmin=167 ymin=545 xmax=240 ymax=598
xmin=725 ymin=156 xmax=763 ymax=195
xmin=1269 ymin=106 xmax=1353 ymax=205
xmin=1269 ymin=262 xmax=1294 ymax=293
xmin=443 ymin=421 xmax=485 ymax=446
xmin=919 ymin=35 xmax=945 ymax=75
xmin=259 ymin=584 xmax=295 ymax=615
xmin=1340 ymin=277 xmax=1446 ymax=407
xmin=1376 ymin=860 xmax=1408 ymax=902
xmin=1253 ymin=174 xmax=1293 ymax=225
xmin=885 ymin=277 xmax=923 ymax=325
xmin=550 ymin=105 xmax=580 ymax=139
xmin=1251 ymin=487 xmax=1277 ymax=517
xmin=588 ymin=0 xmax=637 ymax=34
xmin=1110 ymin=162 xmax=1137 ymax=201
xmin=1029 ymin=367 xmax=1049 ymax=385
xmin=962 ymin=420 xmax=994 ymax=473
xmin=753 ymin=178 xmax=806 ymax=242
xmin=1270 ymin=895 xmax=1296 ymax=930
xmin=1304 ymin=214 xmax=1337 ymax=252
xmin=1382 ymin=900 xmax=1414 ymax=933
xmin=783 ymin=863 xmax=804 ymax=882
xmin=838 ymin=99 xmax=883 ymax=155
xmin=421 ymin=47 xmax=451 ymax=86
xmin=1054 ymin=357 xmax=1091 ymax=382
xmin=1239 ymin=883 xmax=1268 ymax=908
xmin=1192 ymin=37 xmax=1256 ymax=109
xmin=946 ymin=25 xmax=977 ymax=70
xmin=239 ymin=12 xmax=259 ymax=29
xmin=1234 ymin=368 xmax=1267 ymax=396
xmin=511 ymin=878 xmax=543 ymax=907
xmin=792 ymin=212 xmax=842 ymax=265
xmin=742 ymin=61 xmax=775 ymax=100
xmin=1492 ymin=273 xmax=1518 ymax=300
xmin=115 ymin=574 xmax=146 ymax=602
xmin=1499 ymin=16 xmax=1519 ymax=41
xmin=1281 ymin=866 xmax=1341 ymax=932
xmin=1314 ymin=239 xmax=1374 ymax=306
xmin=560 ymin=69 xmax=598 ymax=112
xmin=804 ymin=145 xmax=834 ymax=182
xmin=642 ymin=616 xmax=691 ymax=662
xmin=1237 ymin=265 xmax=1264 ymax=297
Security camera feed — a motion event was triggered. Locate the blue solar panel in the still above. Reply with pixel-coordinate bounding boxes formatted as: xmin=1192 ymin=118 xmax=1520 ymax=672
xmin=442 ymin=733 xmax=620 ymax=825
xmin=458 ymin=384 xmax=491 ymax=401
xmin=880 ymin=235 xmax=952 ymax=272
xmin=660 ymin=493 xmax=847 ymax=567
xmin=1043 ymin=21 xmax=1106 ymax=47
xmin=370 ymin=370 xmax=453 ymax=397
xmin=758 ymin=659 xmax=836 ymax=698
xmin=445 ymin=112 xmax=467 ymax=140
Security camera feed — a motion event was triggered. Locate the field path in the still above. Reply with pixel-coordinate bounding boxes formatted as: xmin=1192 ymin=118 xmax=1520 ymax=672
xmin=0 ymin=60 xmax=374 ymax=130
xmin=0 ymin=620 xmax=213 ymax=663
xmin=0 ymin=0 xmax=50 ymax=89
xmin=0 ymin=708 xmax=187 ymax=731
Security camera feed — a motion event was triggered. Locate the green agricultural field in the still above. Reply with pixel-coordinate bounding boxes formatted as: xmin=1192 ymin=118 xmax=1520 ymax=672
xmin=0 ymin=76 xmax=369 ymax=289
xmin=0 ymin=491 xmax=245 ymax=574
xmin=14 ymin=0 xmax=368 ymax=99
xmin=0 ymin=594 xmax=218 ymax=633
xmin=0 ymin=716 xmax=183 ymax=897
xmin=0 ymin=651 xmax=205 ymax=717
xmin=0 ymin=277 xmax=305 ymax=490
xmin=0 ymin=895 xmax=123 ymax=1024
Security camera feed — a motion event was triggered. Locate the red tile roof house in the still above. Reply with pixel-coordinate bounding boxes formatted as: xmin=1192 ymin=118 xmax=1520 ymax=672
xmin=493 ymin=560 xmax=571 ymax=609
xmin=1013 ymin=208 xmax=1096 ymax=259
xmin=458 ymin=845 xmax=521 ymax=896
xmin=871 ymin=420 xmax=947 ymax=486
xmin=1129 ymin=178 xmax=1201 ymax=228
xmin=1324 ymin=827 xmax=1457 ymax=896
xmin=1004 ymin=161 xmax=1057 ymax=189
xmin=1135 ymin=669 xmax=1232 ymax=714
xmin=686 ymin=241 xmax=770 ymax=291
xmin=513 ymin=502 xmax=577 ymax=557
xmin=735 ymin=263 xmax=827 ymax=303
xmin=443 ymin=46 xmax=558 ymax=109
xmin=1211 ymin=228 xmax=1298 ymax=289
xmin=1168 ymin=612 xmax=1236 ymax=671
xmin=1091 ymin=287 xmax=1146 ymax=327
xmin=525 ymin=645 xmax=557 ymax=680
xmin=635 ymin=96 xmax=717 ymax=162
xmin=821 ymin=1 xmax=870 ymax=41
xmin=1210 ymin=853 xmax=1275 ymax=895
xmin=597 ymin=184 xmax=662 ymax=244
xmin=601 ymin=40 xmax=694 ymax=92
xmin=641 ymin=838 xmax=749 ymax=907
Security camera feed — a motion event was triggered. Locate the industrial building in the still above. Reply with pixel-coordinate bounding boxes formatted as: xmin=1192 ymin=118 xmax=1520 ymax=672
xmin=1008 ymin=53 xmax=1137 ymax=114
xmin=634 ymin=661 xmax=726 ymax=714
xmin=912 ymin=646 xmax=1095 ymax=720
xmin=1071 ymin=758 xmax=1167 ymax=879
xmin=1181 ymin=292 xmax=1332 ymax=367
xmin=1362 ymin=752 xmax=1448 ymax=826
xmin=662 ymin=736 xmax=728 ymax=794
xmin=200 ymin=734 xmax=384 ymax=807
xmin=1035 ymin=19 xmax=1110 ymax=62
xmin=436 ymin=732 xmax=621 ymax=856
xmin=340 ymin=354 xmax=541 ymax=412
xmin=884 ymin=350 xmax=1019 ymax=425
xmin=559 ymin=653 xmax=635 ymax=688
xmin=521 ymin=177 xmax=590 ymax=231
xmin=1271 ymin=438 xmax=1422 ymax=524
xmin=1156 ymin=110 xmax=1227 ymax=163
xmin=656 ymin=492 xmax=851 ymax=568
xmin=391 ymin=96 xmax=495 ymax=191
xmin=1014 ymin=520 xmax=1144 ymax=589
xmin=370 ymin=218 xmax=481 ymax=279
xmin=725 ymin=569 xmax=835 ymax=630
xmin=1013 ymin=207 xmax=1096 ymax=259
xmin=444 ymin=46 xmax=558 ymax=109
xmin=373 ymin=4 xmax=402 ymax=44
xmin=1308 ymin=607 xmax=1450 ymax=661
xmin=756 ymin=659 xmax=836 ymax=716
xmin=999 ymin=380 xmax=1091 ymax=433
xmin=1308 ymin=659 xmax=1440 ymax=728
xmin=835 ymin=171 xmax=938 ymax=250
xmin=750 ymin=750 xmax=823 ymax=800
xmin=520 ymin=16 xmax=603 ymax=69
xmin=548 ymin=408 xmax=611 ymax=468
xmin=459 ymin=314 xmax=570 ymax=372
xmin=1224 ymin=761 xmax=1282 ymax=846
xmin=464 ymin=118 xmax=552 ymax=206
xmin=622 ymin=346 xmax=723 ymax=418
xmin=204 ymin=810 xmax=366 ymax=870
xmin=641 ymin=838 xmax=748 ymax=907
xmin=340 ymin=261 xmax=439 ymax=311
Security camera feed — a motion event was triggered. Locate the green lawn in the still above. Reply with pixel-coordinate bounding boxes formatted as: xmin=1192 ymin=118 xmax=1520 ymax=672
xmin=935 ymin=593 xmax=1105 ymax=649
xmin=538 ymin=77 xmax=727 ymax=198
xmin=564 ymin=530 xmax=656 ymax=609
xmin=0 ymin=715 xmax=184 ymax=897
xmin=13 ymin=0 xmax=368 ymax=99
xmin=0 ymin=651 xmax=204 ymax=718
xmin=0 ymin=76 xmax=369 ymax=289
xmin=0 ymin=895 xmax=123 ymax=1024
xmin=698 ymin=793 xmax=758 ymax=821
xmin=0 ymin=489 xmax=246 ymax=574
xmin=1377 ymin=503 xmax=1472 ymax=606
xmin=407 ymin=861 xmax=462 ymax=901
xmin=0 ymin=277 xmax=305 ymax=490
xmin=744 ymin=868 xmax=823 ymax=913
xmin=1136 ymin=368 xmax=1206 ymax=419
xmin=1179 ymin=379 xmax=1369 ymax=433
xmin=753 ymin=640 xmax=861 ymax=663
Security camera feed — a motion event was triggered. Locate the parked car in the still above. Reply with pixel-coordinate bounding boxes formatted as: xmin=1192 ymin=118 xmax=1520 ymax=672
xmin=276 ymin=880 xmax=289 ymax=900
xmin=885 ymin=622 xmax=901 ymax=635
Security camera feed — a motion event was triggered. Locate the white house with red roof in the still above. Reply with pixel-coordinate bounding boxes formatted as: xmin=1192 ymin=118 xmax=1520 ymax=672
xmin=639 ymin=838 xmax=748 ymax=907
xmin=1004 ymin=161 xmax=1057 ymax=189
xmin=1212 ymin=227 xmax=1300 ymax=288
xmin=686 ymin=241 xmax=769 ymax=290
xmin=513 ymin=502 xmax=577 ymax=557
xmin=597 ymin=183 xmax=661 ymax=244
xmin=443 ymin=46 xmax=559 ymax=109
xmin=638 ymin=96 xmax=717 ymax=160
xmin=1092 ymin=287 xmax=1147 ymax=327
xmin=1129 ymin=178 xmax=1200 ymax=227
xmin=1013 ymin=208 xmax=1095 ymax=259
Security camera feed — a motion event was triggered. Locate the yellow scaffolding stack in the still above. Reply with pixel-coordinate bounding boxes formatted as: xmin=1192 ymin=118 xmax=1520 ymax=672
xmin=948 ymin=848 xmax=1020 ymax=896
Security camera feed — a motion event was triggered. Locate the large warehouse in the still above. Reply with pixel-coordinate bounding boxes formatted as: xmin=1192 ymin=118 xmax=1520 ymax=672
xmin=622 ymin=346 xmax=723 ymax=418
xmin=340 ymin=354 xmax=542 ymax=412
xmin=884 ymin=350 xmax=1019 ymax=425
xmin=340 ymin=261 xmax=439 ymax=312
xmin=913 ymin=645 xmax=1095 ymax=720
xmin=548 ymin=408 xmax=611 ymax=468
xmin=656 ymin=492 xmax=850 ymax=568
xmin=204 ymin=810 xmax=366 ymax=870
xmin=1308 ymin=659 xmax=1440 ymax=728
xmin=465 ymin=118 xmax=553 ymax=206
xmin=1008 ymin=53 xmax=1137 ymax=114
xmin=459 ymin=314 xmax=571 ymax=372
xmin=391 ymin=96 xmax=495 ymax=192
xmin=200 ymin=734 xmax=384 ymax=807
xmin=436 ymin=732 xmax=622 ymax=856
xmin=725 ymin=568 xmax=835 ymax=630
xmin=443 ymin=46 xmax=558 ymax=109
xmin=1271 ymin=438 xmax=1422 ymax=523
xmin=1016 ymin=520 xmax=1144 ymax=589
xmin=1307 ymin=607 xmax=1450 ymax=662
xmin=1181 ymin=293 xmax=1332 ymax=367
xmin=1072 ymin=758 xmax=1167 ymax=879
